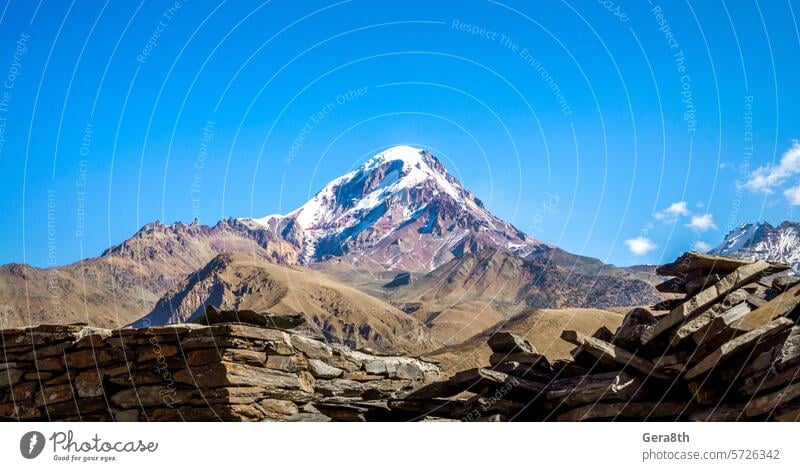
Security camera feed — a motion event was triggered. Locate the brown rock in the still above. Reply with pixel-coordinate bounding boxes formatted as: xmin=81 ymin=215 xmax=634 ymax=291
xmin=10 ymin=381 xmax=38 ymax=401
xmin=561 ymin=330 xmax=668 ymax=379
xmin=772 ymin=275 xmax=800 ymax=293
xmin=259 ymin=398 xmax=299 ymax=416
xmin=0 ymin=368 xmax=23 ymax=389
xmin=108 ymin=369 xmax=170 ymax=387
xmin=314 ymin=379 xmax=365 ymax=397
xmin=644 ymin=260 xmax=774 ymax=344
xmin=731 ymin=282 xmax=800 ymax=331
xmin=35 ymin=383 xmax=74 ymax=407
xmin=197 ymin=305 xmax=306 ymax=330
xmin=745 ymin=382 xmax=800 ymax=417
xmin=174 ymin=361 xmax=303 ymax=389
xmin=307 ymin=359 xmax=343 ymax=379
xmin=656 ymin=251 xmax=788 ymax=277
xmin=773 ymin=402 xmax=800 ymax=421
xmin=685 ymin=317 xmax=794 ymax=379
xmin=557 ymin=402 xmax=684 ymax=421
xmin=0 ymin=401 xmax=41 ymax=419
xmin=487 ymin=331 xmax=536 ymax=354
xmin=137 ymin=344 xmax=179 ymax=362
xmin=204 ymin=324 xmax=294 ymax=353
xmin=265 ymin=354 xmax=307 ymax=373
xmin=75 ymin=370 xmax=105 ymax=398
xmin=46 ymin=397 xmax=112 ymax=419
xmin=613 ymin=307 xmax=658 ymax=350
xmin=685 ymin=273 xmax=723 ymax=296
xmin=690 ymin=302 xmax=751 ymax=345
xmin=290 ymin=334 xmax=332 ymax=359
xmin=33 ymin=356 xmax=64 ymax=371
xmin=187 ymin=348 xmax=266 ymax=367
xmin=656 ymin=277 xmax=687 ymax=293
xmin=111 ymin=385 xmax=193 ymax=408
xmin=64 ymin=348 xmax=124 ymax=369
xmin=689 ymin=404 xmax=746 ymax=422
xmin=115 ymin=409 xmax=141 ymax=422
xmin=342 ymin=372 xmax=383 ymax=381
xmin=546 ymin=371 xmax=641 ymax=406
xmin=489 ymin=352 xmax=547 ymax=367
xmin=149 ymin=404 xmax=266 ymax=421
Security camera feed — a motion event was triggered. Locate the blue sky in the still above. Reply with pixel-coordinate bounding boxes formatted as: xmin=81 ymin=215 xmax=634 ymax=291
xmin=1 ymin=0 xmax=799 ymax=268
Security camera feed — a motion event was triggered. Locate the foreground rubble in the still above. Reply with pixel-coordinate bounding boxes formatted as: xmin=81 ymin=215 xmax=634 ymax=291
xmin=391 ymin=252 xmax=800 ymax=421
xmin=0 ymin=307 xmax=441 ymax=421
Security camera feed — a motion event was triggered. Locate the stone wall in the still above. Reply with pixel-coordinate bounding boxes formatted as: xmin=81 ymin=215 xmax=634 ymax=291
xmin=0 ymin=322 xmax=441 ymax=421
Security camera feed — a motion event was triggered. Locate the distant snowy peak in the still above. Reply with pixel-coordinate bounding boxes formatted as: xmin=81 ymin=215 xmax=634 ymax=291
xmin=711 ymin=221 xmax=800 ymax=274
xmin=242 ymin=145 xmax=546 ymax=271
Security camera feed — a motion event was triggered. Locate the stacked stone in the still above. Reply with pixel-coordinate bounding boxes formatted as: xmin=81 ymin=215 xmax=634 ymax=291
xmin=392 ymin=252 xmax=800 ymax=421
xmin=0 ymin=308 xmax=441 ymax=422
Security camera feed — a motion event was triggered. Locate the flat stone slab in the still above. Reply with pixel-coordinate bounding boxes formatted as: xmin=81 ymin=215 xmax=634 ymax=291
xmin=656 ymin=251 xmax=789 ymax=277
xmin=487 ymin=331 xmax=536 ymax=354
xmin=562 ymin=330 xmax=668 ymax=379
xmin=195 ymin=305 xmax=306 ymax=330
xmin=643 ymin=260 xmax=774 ymax=344
xmin=685 ymin=317 xmax=793 ymax=380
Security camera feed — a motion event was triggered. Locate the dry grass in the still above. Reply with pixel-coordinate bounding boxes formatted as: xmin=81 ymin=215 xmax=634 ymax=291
xmin=428 ymin=307 xmax=625 ymax=375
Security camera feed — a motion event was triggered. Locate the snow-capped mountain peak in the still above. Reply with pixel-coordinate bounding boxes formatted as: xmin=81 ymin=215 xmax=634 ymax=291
xmin=241 ymin=146 xmax=545 ymax=271
xmin=711 ymin=221 xmax=800 ymax=274
xmin=286 ymin=146 xmax=481 ymax=230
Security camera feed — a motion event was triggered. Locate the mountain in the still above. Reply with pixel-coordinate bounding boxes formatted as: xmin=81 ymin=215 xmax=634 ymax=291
xmin=238 ymin=145 xmax=547 ymax=273
xmin=133 ymin=252 xmax=435 ymax=355
xmin=711 ymin=221 xmax=800 ymax=274
xmin=0 ymin=219 xmax=294 ymax=328
xmin=0 ymin=145 xmax=656 ymax=339
xmin=387 ymin=247 xmax=661 ymax=313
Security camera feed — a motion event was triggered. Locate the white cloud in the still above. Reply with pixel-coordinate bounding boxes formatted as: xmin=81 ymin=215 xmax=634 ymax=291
xmin=686 ymin=213 xmax=717 ymax=232
xmin=743 ymin=141 xmax=800 ymax=193
xmin=785 ymin=186 xmax=800 ymax=205
xmin=693 ymin=241 xmax=711 ymax=252
xmin=625 ymin=237 xmax=657 ymax=256
xmin=654 ymin=201 xmax=691 ymax=223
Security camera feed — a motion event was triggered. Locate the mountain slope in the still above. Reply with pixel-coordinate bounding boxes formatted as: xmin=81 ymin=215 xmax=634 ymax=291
xmin=239 ymin=145 xmax=547 ymax=272
xmin=711 ymin=221 xmax=800 ymax=274
xmin=0 ymin=220 xmax=293 ymax=328
xmin=388 ymin=247 xmax=662 ymax=311
xmin=133 ymin=252 xmax=435 ymax=355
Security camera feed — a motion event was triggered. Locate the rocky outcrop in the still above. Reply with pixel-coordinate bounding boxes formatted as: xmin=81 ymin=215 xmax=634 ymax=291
xmin=394 ymin=253 xmax=800 ymax=421
xmin=0 ymin=312 xmax=440 ymax=421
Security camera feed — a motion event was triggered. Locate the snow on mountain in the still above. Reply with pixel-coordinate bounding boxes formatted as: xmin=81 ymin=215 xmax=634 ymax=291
xmin=241 ymin=145 xmax=547 ymax=272
xmin=711 ymin=221 xmax=800 ymax=274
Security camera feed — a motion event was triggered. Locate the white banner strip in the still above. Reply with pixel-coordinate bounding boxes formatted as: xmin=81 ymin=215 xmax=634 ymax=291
xmin=0 ymin=422 xmax=798 ymax=470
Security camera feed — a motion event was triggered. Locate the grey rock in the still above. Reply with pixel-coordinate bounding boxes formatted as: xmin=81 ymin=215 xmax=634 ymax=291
xmin=307 ymin=359 xmax=343 ymax=379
